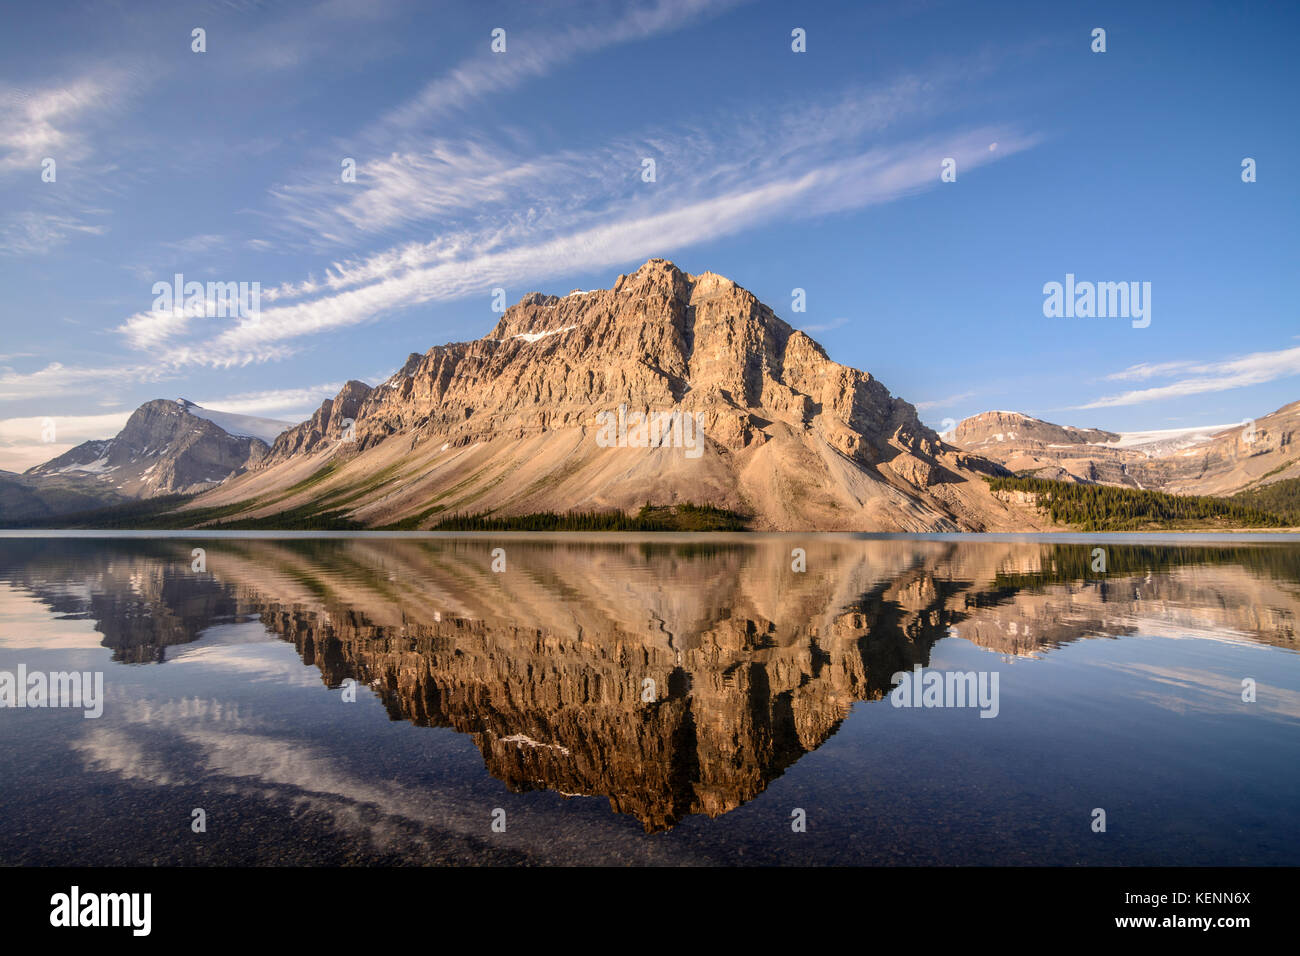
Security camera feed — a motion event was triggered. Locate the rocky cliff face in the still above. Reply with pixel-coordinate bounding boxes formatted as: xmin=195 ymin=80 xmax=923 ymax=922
xmin=947 ymin=410 xmax=1143 ymax=486
xmin=1154 ymin=400 xmax=1299 ymax=494
xmin=24 ymin=399 xmax=271 ymax=502
xmin=265 ymin=380 xmax=373 ymax=462
xmin=193 ymin=259 xmax=1031 ymax=531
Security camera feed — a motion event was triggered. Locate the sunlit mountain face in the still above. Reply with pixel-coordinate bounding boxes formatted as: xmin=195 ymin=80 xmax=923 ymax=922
xmin=1 ymin=535 xmax=1298 ymax=863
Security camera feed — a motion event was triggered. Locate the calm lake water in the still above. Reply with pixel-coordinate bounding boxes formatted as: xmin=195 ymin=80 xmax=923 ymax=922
xmin=1 ymin=533 xmax=1297 ymax=866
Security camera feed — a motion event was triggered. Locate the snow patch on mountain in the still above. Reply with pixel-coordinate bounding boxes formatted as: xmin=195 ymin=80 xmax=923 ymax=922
xmin=492 ymin=325 xmax=577 ymax=344
xmin=1108 ymin=423 xmax=1241 ymax=452
xmin=177 ymin=399 xmax=293 ymax=443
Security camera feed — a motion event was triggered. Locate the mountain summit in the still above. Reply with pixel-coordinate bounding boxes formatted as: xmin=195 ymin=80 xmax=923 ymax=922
xmin=191 ymin=259 xmax=1033 ymax=531
xmin=7 ymin=399 xmax=286 ymax=519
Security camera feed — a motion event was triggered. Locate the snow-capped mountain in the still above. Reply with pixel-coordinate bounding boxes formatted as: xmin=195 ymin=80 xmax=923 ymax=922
xmin=15 ymin=399 xmax=290 ymax=511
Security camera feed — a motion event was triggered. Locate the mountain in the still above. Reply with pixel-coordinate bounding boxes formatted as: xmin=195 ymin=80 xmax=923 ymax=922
xmin=944 ymin=411 xmax=1120 ymax=450
xmin=0 ymin=469 xmax=114 ymax=521
xmin=187 ymin=258 xmax=1037 ymax=532
xmin=4 ymin=399 xmax=289 ymax=520
xmin=945 ymin=410 xmax=1145 ymax=486
xmin=945 ymin=402 xmax=1300 ymax=494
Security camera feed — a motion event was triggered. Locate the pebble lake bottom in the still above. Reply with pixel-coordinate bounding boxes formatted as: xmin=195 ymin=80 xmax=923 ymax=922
xmin=0 ymin=532 xmax=1297 ymax=866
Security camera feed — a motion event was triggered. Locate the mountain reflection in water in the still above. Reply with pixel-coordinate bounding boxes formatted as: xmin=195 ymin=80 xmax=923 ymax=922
xmin=1 ymin=535 xmax=1298 ymax=863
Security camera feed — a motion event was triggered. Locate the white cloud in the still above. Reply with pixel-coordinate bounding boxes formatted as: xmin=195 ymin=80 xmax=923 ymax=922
xmin=163 ymin=233 xmax=229 ymax=255
xmin=798 ymin=318 xmax=849 ymax=334
xmin=1104 ymin=360 xmax=1202 ymax=382
xmin=268 ymin=142 xmax=598 ymax=245
xmin=0 ymin=71 xmax=131 ymax=175
xmin=0 ymin=69 xmax=144 ymax=258
xmin=1080 ymin=345 xmax=1300 ymax=408
xmin=116 ymin=307 xmax=194 ymax=351
xmin=231 ymin=0 xmax=406 ymax=74
xmin=0 ymin=362 xmax=169 ymax=401
xmin=369 ymin=0 xmax=750 ymax=139
xmin=174 ymin=124 xmax=1030 ymax=366
xmin=914 ymin=391 xmax=977 ymax=411
xmin=193 ymin=383 xmax=344 ymax=419
xmin=0 ymin=211 xmax=106 ymax=256
xmin=0 ymin=410 xmax=132 ymax=472
xmin=268 ymin=70 xmax=953 ymax=253
xmin=112 ymin=49 xmax=1030 ymax=372
xmin=200 ymin=59 xmax=1032 ymax=368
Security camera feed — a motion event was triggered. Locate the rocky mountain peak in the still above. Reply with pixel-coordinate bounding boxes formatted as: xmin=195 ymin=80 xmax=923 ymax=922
xmin=21 ymin=397 xmax=271 ymax=506
xmin=195 ymin=260 xmax=1028 ymax=532
xmin=265 ymin=380 xmax=373 ymax=462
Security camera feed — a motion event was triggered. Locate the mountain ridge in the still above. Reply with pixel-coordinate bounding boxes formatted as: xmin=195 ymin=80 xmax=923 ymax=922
xmin=8 ymin=260 xmax=1297 ymax=531
xmin=946 ymin=401 xmax=1300 ymax=494
xmin=3 ymin=399 xmax=276 ymax=518
xmin=186 ymin=258 xmax=1036 ymax=531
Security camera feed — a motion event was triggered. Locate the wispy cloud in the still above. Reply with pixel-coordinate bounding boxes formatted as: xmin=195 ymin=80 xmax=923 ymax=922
xmin=193 ymin=383 xmax=344 ymax=419
xmin=0 ymin=410 xmax=132 ymax=472
xmin=160 ymin=125 xmax=1031 ymax=368
xmin=268 ymin=69 xmax=958 ymax=251
xmin=368 ymin=0 xmax=750 ymax=140
xmin=0 ymin=362 xmax=171 ymax=402
xmin=798 ymin=317 xmax=849 ymax=334
xmin=1103 ymin=360 xmax=1201 ymax=382
xmin=116 ymin=307 xmax=193 ymax=352
xmin=268 ymin=142 xmax=602 ymax=245
xmin=914 ymin=391 xmax=977 ymax=411
xmin=0 ymin=72 xmax=129 ymax=174
xmin=0 ymin=210 xmax=106 ymax=256
xmin=0 ymin=69 xmax=146 ymax=259
xmin=231 ymin=0 xmax=406 ymax=74
xmin=179 ymin=62 xmax=1033 ymax=368
xmin=162 ymin=233 xmax=230 ymax=256
xmin=1079 ymin=345 xmax=1300 ymax=408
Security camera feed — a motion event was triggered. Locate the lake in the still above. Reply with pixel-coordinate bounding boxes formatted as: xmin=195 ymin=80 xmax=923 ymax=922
xmin=1 ymin=533 xmax=1297 ymax=865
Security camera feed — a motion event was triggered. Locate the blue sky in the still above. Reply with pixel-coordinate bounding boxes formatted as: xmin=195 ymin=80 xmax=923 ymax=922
xmin=1 ymin=0 xmax=1297 ymax=469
